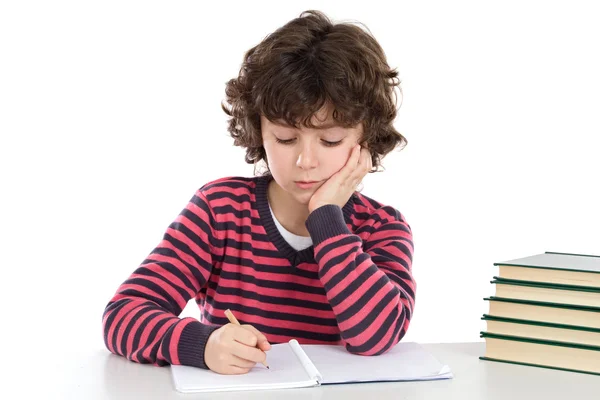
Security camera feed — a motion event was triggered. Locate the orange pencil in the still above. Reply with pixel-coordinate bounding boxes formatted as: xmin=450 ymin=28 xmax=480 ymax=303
xmin=224 ymin=309 xmax=270 ymax=369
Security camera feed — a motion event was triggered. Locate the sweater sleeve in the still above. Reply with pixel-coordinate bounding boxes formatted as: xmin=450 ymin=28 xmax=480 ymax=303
xmin=305 ymin=204 xmax=416 ymax=356
xmin=102 ymin=189 xmax=220 ymax=368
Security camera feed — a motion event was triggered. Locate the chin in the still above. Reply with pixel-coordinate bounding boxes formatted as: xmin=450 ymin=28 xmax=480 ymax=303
xmin=295 ymin=195 xmax=311 ymax=205
xmin=288 ymin=187 xmax=312 ymax=204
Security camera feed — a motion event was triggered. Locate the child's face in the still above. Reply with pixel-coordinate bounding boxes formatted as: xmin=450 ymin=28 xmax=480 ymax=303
xmin=261 ymin=104 xmax=363 ymax=206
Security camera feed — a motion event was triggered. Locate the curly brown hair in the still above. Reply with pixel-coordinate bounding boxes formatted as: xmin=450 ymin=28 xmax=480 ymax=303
xmin=221 ymin=10 xmax=406 ymax=175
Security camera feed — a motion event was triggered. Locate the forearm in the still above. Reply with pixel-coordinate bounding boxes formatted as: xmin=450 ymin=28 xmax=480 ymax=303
xmin=102 ymin=297 xmax=218 ymax=368
xmin=306 ymin=205 xmax=416 ymax=355
xmin=102 ymin=188 xmax=220 ymax=367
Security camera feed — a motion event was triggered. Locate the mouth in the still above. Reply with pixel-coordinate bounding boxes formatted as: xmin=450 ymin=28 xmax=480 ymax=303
xmin=294 ymin=180 xmax=321 ymax=189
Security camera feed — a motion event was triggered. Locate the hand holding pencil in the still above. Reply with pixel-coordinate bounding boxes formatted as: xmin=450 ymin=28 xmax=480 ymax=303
xmin=224 ymin=309 xmax=270 ymax=369
xmin=204 ymin=309 xmax=271 ymax=374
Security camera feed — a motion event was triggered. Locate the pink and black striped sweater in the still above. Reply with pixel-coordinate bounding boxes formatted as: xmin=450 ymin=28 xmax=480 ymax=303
xmin=102 ymin=175 xmax=416 ymax=369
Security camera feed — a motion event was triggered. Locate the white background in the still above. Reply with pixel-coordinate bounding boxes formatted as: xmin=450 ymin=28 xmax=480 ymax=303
xmin=1 ymin=0 xmax=599 ymax=362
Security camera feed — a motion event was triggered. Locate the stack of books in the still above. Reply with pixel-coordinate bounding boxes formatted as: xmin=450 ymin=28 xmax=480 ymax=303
xmin=480 ymin=251 xmax=600 ymax=375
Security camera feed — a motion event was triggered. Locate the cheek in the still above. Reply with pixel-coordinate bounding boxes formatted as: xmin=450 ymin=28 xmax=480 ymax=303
xmin=321 ymin=147 xmax=352 ymax=174
xmin=263 ymin=144 xmax=290 ymax=173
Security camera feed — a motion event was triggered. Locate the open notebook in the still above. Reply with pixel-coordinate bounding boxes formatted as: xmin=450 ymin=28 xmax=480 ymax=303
xmin=171 ymin=340 xmax=453 ymax=393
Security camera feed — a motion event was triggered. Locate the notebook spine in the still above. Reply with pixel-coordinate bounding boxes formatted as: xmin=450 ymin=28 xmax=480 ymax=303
xmin=288 ymin=339 xmax=322 ymax=383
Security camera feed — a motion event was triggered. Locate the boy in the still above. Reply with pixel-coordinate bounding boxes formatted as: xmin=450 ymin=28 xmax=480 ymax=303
xmin=103 ymin=10 xmax=415 ymax=375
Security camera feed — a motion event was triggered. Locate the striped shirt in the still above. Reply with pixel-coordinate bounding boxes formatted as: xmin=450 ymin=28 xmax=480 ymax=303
xmin=102 ymin=175 xmax=416 ymax=369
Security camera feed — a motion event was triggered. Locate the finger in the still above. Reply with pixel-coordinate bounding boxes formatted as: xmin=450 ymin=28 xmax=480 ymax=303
xmin=358 ymin=147 xmax=370 ymax=169
xmin=259 ymin=342 xmax=271 ymax=352
xmin=341 ymin=144 xmax=362 ymax=178
xmin=230 ymin=354 xmax=257 ymax=369
xmin=241 ymin=325 xmax=271 ymax=351
xmin=224 ymin=365 xmax=252 ymax=375
xmin=231 ymin=324 xmax=258 ymax=347
xmin=351 ymin=147 xmax=371 ymax=180
xmin=363 ymin=147 xmax=372 ymax=173
xmin=230 ymin=340 xmax=267 ymax=364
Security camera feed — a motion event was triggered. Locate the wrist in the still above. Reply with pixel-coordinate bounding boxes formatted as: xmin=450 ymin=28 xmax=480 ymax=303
xmin=305 ymin=204 xmax=351 ymax=244
xmin=308 ymin=205 xmax=321 ymax=214
xmin=178 ymin=319 xmax=219 ymax=369
xmin=309 ymin=202 xmax=334 ymax=214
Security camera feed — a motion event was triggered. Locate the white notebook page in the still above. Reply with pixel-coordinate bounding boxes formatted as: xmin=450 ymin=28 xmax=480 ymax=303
xmin=301 ymin=342 xmax=452 ymax=384
xmin=171 ymin=341 xmax=317 ymax=393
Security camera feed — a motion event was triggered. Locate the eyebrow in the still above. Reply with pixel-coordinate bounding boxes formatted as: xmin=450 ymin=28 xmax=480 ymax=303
xmin=272 ymin=120 xmax=342 ymax=130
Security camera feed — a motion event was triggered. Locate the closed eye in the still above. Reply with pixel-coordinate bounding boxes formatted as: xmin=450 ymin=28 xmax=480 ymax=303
xmin=275 ymin=138 xmax=343 ymax=147
xmin=275 ymin=138 xmax=296 ymax=145
xmin=322 ymin=140 xmax=343 ymax=147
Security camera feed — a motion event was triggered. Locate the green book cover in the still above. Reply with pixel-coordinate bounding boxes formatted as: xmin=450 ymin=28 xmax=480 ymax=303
xmin=484 ymin=296 xmax=600 ymax=312
xmin=478 ymin=357 xmax=600 ymax=377
xmin=479 ymin=332 xmax=600 ymax=376
xmin=491 ymin=278 xmax=600 ymax=293
xmin=493 ymin=251 xmax=600 ymax=274
xmin=480 ymin=331 xmax=600 ymax=352
xmin=481 ymin=314 xmax=600 ymax=333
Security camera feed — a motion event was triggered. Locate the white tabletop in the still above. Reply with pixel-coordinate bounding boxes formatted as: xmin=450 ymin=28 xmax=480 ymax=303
xmin=37 ymin=342 xmax=600 ymax=399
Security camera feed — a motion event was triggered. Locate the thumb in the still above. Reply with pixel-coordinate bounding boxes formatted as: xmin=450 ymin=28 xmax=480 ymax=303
xmin=241 ymin=324 xmax=271 ymax=351
xmin=258 ymin=339 xmax=271 ymax=351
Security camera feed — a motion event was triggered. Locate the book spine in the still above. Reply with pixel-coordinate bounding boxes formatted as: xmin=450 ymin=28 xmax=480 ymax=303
xmin=289 ymin=339 xmax=323 ymax=383
xmin=545 ymin=251 xmax=600 ymax=258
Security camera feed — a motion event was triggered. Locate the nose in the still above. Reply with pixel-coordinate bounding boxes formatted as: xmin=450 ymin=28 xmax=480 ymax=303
xmin=296 ymin=142 xmax=319 ymax=170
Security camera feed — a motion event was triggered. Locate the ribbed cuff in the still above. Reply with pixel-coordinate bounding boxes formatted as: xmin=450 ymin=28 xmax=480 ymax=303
xmin=305 ymin=204 xmax=351 ymax=245
xmin=177 ymin=319 xmax=219 ymax=369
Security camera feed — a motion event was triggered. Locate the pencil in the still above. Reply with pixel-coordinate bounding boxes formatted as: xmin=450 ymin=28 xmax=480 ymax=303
xmin=224 ymin=309 xmax=270 ymax=369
